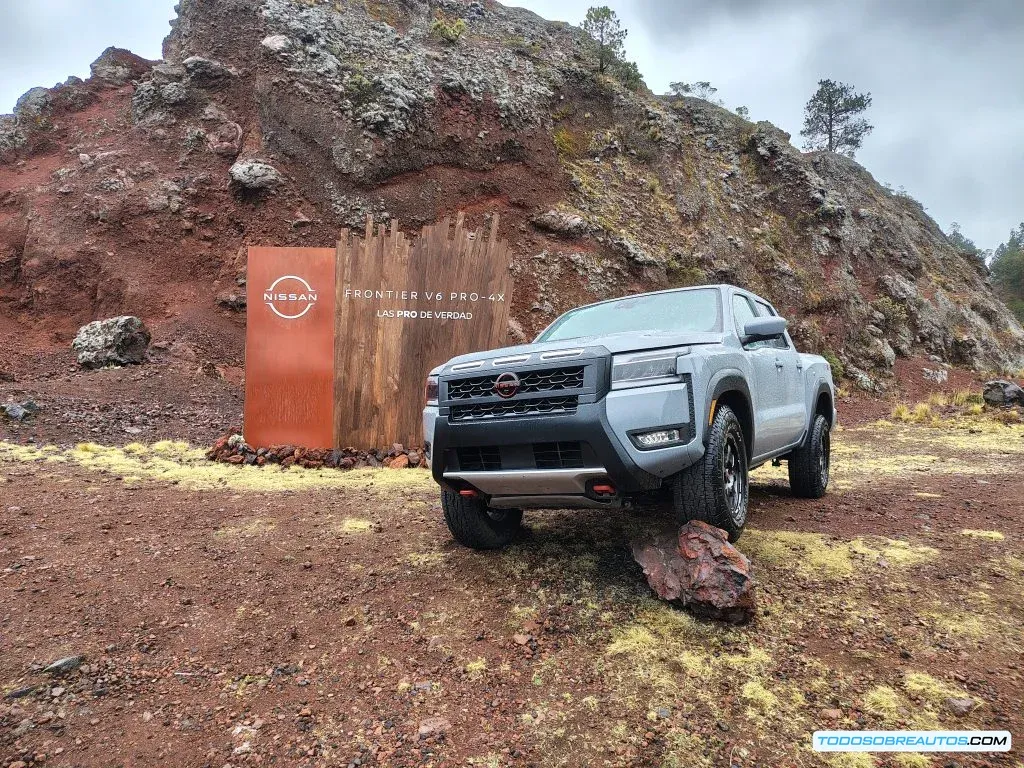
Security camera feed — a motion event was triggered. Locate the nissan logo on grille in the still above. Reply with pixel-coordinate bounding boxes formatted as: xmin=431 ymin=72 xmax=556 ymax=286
xmin=494 ymin=372 xmax=520 ymax=399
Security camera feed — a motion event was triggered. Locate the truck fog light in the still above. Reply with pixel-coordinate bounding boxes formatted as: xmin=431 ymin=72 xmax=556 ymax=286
xmin=635 ymin=429 xmax=681 ymax=448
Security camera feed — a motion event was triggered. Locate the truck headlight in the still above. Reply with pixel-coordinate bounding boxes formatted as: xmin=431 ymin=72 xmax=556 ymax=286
xmin=425 ymin=374 xmax=439 ymax=405
xmin=611 ymin=348 xmax=690 ymax=389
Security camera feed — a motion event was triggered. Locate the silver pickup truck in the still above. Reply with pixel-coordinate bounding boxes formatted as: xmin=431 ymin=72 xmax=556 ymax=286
xmin=423 ymin=284 xmax=836 ymax=549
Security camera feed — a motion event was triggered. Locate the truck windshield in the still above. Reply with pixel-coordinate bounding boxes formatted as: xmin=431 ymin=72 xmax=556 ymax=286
xmin=536 ymin=288 xmax=723 ymax=342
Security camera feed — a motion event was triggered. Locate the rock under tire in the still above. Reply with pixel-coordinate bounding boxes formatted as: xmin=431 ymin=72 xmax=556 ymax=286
xmin=788 ymin=414 xmax=830 ymax=499
xmin=441 ymin=490 xmax=522 ymax=550
xmin=673 ymin=405 xmax=749 ymax=543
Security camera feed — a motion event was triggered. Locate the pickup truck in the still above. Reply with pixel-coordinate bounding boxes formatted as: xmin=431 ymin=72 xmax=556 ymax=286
xmin=422 ymin=284 xmax=836 ymax=549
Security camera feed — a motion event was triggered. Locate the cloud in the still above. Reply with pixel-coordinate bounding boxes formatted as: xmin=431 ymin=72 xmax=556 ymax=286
xmin=0 ymin=0 xmax=176 ymax=112
xmin=519 ymin=0 xmax=1024 ymax=249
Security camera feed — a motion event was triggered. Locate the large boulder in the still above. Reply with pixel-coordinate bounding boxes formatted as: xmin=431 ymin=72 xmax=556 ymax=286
xmin=229 ymin=160 xmax=284 ymax=191
xmin=89 ymin=47 xmax=153 ymax=84
xmin=983 ymin=380 xmax=1024 ymax=407
xmin=632 ymin=520 xmax=756 ymax=624
xmin=530 ymin=209 xmax=590 ymax=238
xmin=72 ymin=316 xmax=151 ymax=369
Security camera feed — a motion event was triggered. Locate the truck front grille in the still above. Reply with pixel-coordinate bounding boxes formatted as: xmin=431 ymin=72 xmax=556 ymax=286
xmin=447 ymin=366 xmax=585 ymax=400
xmin=532 ymin=441 xmax=585 ymax=469
xmin=456 ymin=446 xmax=502 ymax=471
xmin=449 ymin=395 xmax=579 ymax=422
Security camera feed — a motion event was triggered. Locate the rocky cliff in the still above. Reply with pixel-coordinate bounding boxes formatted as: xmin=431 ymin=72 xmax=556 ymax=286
xmin=2 ymin=0 xmax=1022 ymax=385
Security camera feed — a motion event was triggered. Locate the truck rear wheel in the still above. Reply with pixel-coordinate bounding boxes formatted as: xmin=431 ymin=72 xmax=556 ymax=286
xmin=673 ymin=404 xmax=749 ymax=542
xmin=788 ymin=414 xmax=830 ymax=498
xmin=441 ymin=490 xmax=523 ymax=550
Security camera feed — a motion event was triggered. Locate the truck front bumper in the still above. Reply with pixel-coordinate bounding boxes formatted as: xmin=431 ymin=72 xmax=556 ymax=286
xmin=424 ymin=379 xmax=704 ymax=508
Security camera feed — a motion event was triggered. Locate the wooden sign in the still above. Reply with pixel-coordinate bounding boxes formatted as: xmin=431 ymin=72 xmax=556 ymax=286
xmin=244 ymin=214 xmax=513 ymax=449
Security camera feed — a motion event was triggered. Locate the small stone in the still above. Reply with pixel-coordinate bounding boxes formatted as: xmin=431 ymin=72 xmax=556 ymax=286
xmin=417 ymin=716 xmax=450 ymax=739
xmin=3 ymin=403 xmax=28 ymax=421
xmin=261 ymin=34 xmax=292 ymax=53
xmin=945 ymin=697 xmax=976 ymax=716
xmin=389 ymin=454 xmax=410 ymax=469
xmin=820 ymin=708 xmax=842 ymax=720
xmin=43 ymin=655 xmax=85 ymax=676
xmin=512 ymin=634 xmax=531 ymax=646
xmin=531 ymin=209 xmax=589 ymax=237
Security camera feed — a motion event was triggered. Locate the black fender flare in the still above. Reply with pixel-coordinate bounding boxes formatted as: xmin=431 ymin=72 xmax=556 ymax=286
xmin=796 ymin=379 xmax=835 ymax=449
xmin=812 ymin=379 xmax=835 ymax=426
xmin=704 ymin=374 xmax=754 ymax=449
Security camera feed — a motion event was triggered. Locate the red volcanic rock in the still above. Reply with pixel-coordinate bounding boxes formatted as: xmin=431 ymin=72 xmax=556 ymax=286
xmin=632 ymin=521 xmax=756 ymax=624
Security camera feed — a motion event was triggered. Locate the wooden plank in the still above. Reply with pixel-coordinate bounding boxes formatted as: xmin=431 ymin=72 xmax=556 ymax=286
xmin=327 ymin=214 xmax=514 ymax=446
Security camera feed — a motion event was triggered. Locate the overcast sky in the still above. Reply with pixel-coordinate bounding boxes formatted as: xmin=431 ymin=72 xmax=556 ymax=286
xmin=1 ymin=0 xmax=1021 ymax=250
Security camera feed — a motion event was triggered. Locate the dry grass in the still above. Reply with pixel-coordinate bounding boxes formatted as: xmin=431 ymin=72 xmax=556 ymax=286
xmin=960 ymin=529 xmax=1005 ymax=541
xmin=743 ymin=530 xmax=937 ymax=580
xmin=0 ymin=440 xmax=436 ymax=495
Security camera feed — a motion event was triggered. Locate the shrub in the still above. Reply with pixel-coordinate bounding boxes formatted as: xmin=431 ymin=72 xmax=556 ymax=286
xmin=614 ymin=60 xmax=644 ymax=91
xmin=822 ymin=351 xmax=845 ymax=380
xmin=872 ymin=296 xmax=909 ymax=328
xmin=552 ymin=127 xmax=582 ymax=157
xmin=430 ymin=14 xmax=466 ymax=43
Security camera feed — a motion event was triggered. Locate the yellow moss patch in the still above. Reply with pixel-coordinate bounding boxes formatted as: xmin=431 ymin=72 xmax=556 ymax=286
xmin=924 ymin=610 xmax=987 ymax=639
xmin=405 ymin=552 xmax=445 ymax=567
xmin=464 ymin=657 xmax=487 ymax=679
xmin=0 ymin=441 xmax=436 ymax=495
xmin=828 ymin=755 xmax=876 ymax=768
xmin=606 ymin=626 xmax=659 ymax=658
xmin=745 ymin=531 xmax=937 ymax=579
xmin=740 ymin=680 xmax=778 ymax=715
xmin=850 ymin=538 xmax=939 ymax=567
xmin=863 ymin=686 xmax=903 ymax=721
xmin=960 ymin=529 xmax=1005 ymax=541
xmin=903 ymin=672 xmax=968 ymax=706
xmin=744 ymin=530 xmax=856 ymax=578
xmin=662 ymin=730 xmax=714 ymax=768
xmin=335 ymin=518 xmax=373 ymax=534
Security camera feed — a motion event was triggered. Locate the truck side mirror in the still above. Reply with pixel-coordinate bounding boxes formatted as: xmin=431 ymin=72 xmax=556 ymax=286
xmin=742 ymin=316 xmax=788 ymax=344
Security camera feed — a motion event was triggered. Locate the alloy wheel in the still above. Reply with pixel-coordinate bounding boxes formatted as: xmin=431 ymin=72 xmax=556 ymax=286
xmin=723 ymin=430 xmax=748 ymax=526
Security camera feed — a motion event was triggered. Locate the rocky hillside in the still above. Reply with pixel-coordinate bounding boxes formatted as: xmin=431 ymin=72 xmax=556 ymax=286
xmin=2 ymin=0 xmax=1022 ymax=387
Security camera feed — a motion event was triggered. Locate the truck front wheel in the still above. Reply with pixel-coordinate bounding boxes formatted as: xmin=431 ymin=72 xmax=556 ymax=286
xmin=441 ymin=490 xmax=523 ymax=550
xmin=673 ymin=404 xmax=749 ymax=542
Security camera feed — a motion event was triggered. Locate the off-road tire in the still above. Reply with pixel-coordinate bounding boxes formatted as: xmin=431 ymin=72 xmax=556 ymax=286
xmin=788 ymin=414 xmax=830 ymax=498
xmin=673 ymin=404 xmax=749 ymax=542
xmin=441 ymin=490 xmax=523 ymax=550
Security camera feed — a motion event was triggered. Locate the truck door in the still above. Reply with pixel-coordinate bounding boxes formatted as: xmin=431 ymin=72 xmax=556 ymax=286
xmin=753 ymin=299 xmax=807 ymax=448
xmin=732 ymin=294 xmax=788 ymax=458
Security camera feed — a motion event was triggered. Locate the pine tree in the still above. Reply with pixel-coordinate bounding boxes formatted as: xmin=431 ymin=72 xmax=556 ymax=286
xmin=991 ymin=222 xmax=1024 ymax=321
xmin=582 ymin=7 xmax=626 ymax=74
xmin=800 ymin=79 xmax=873 ymax=157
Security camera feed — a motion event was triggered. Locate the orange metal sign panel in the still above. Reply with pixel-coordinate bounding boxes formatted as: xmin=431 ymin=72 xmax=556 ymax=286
xmin=244 ymin=247 xmax=336 ymax=449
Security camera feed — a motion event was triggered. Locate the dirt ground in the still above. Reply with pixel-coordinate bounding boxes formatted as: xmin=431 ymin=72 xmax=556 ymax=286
xmin=2 ymin=391 xmax=1023 ymax=767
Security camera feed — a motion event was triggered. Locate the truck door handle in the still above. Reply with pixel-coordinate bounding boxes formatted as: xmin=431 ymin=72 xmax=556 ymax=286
xmin=796 ymin=361 xmax=804 ymax=370
xmin=774 ymin=359 xmax=784 ymax=369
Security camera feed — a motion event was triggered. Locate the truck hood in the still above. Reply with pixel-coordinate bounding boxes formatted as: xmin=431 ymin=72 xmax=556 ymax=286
xmin=435 ymin=330 xmax=725 ymax=373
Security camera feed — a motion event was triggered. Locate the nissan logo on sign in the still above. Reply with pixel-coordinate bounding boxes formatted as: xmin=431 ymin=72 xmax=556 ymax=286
xmin=263 ymin=275 xmax=318 ymax=319
xmin=494 ymin=372 xmax=520 ymax=399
